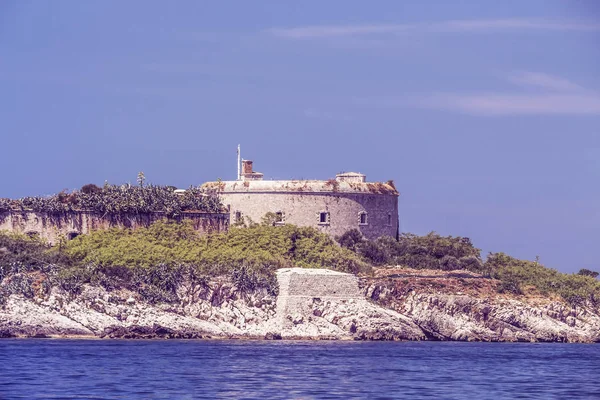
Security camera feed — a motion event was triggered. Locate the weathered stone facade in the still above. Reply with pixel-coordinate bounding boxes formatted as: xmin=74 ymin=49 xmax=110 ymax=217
xmin=0 ymin=210 xmax=228 ymax=244
xmin=203 ymin=163 xmax=399 ymax=240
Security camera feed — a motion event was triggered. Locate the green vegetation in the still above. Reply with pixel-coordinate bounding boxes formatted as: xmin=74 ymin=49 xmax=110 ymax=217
xmin=0 ymin=232 xmax=71 ymax=282
xmin=0 ymin=183 xmax=221 ymax=216
xmin=65 ymin=221 xmax=365 ymax=274
xmin=578 ymin=268 xmax=599 ymax=279
xmin=0 ymin=221 xmax=366 ymax=304
xmin=337 ymin=229 xmax=600 ymax=305
xmin=1 ymin=218 xmax=598 ymax=307
xmin=485 ymin=253 xmax=600 ymax=304
xmin=337 ymin=229 xmax=483 ymax=271
xmin=0 ymin=232 xmax=71 ymax=304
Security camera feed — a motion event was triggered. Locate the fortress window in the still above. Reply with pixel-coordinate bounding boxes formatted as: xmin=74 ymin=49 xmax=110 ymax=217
xmin=359 ymin=212 xmax=368 ymax=225
xmin=318 ymin=211 xmax=330 ymax=225
xmin=275 ymin=211 xmax=284 ymax=223
xmin=235 ymin=211 xmax=242 ymax=222
xmin=387 ymin=213 xmax=392 ymax=226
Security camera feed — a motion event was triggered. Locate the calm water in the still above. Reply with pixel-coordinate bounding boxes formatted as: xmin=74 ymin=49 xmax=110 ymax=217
xmin=0 ymin=340 xmax=598 ymax=399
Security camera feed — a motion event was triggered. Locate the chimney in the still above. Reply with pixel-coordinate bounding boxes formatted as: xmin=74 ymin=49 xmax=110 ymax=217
xmin=242 ymin=160 xmax=253 ymax=175
xmin=240 ymin=159 xmax=264 ymax=181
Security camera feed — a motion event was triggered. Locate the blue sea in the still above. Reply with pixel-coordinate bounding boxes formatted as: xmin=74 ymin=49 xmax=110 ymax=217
xmin=0 ymin=340 xmax=598 ymax=399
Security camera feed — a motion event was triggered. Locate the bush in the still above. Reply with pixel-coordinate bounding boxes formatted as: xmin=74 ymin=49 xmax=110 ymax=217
xmin=577 ymin=269 xmax=599 ymax=279
xmin=486 ymin=253 xmax=600 ymax=305
xmin=3 ymin=183 xmax=222 ymax=217
xmin=0 ymin=232 xmax=67 ymax=283
xmin=439 ymin=255 xmax=460 ymax=271
xmin=61 ymin=221 xmax=368 ymax=294
xmin=335 ymin=230 xmax=600 ymax=305
xmin=459 ymin=256 xmax=483 ymax=272
xmin=336 ymin=229 xmax=364 ymax=252
xmin=0 ymin=198 xmax=12 ymax=213
xmin=54 ymin=266 xmax=92 ymax=295
xmin=81 ymin=184 xmax=102 ymax=195
xmin=3 ymin=220 xmax=598 ymax=307
xmin=357 ymin=241 xmax=389 ymax=266
xmin=339 ymin=230 xmax=483 ymax=272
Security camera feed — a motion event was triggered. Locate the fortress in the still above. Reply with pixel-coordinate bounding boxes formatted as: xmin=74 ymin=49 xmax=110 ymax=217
xmin=203 ymin=157 xmax=399 ymax=241
xmin=1 ymin=151 xmax=399 ymax=242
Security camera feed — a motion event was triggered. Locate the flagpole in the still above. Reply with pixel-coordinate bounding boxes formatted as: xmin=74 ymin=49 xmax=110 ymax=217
xmin=237 ymin=144 xmax=241 ymax=180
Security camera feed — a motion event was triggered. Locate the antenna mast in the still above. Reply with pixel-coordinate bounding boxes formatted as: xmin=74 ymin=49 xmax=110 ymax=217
xmin=237 ymin=144 xmax=241 ymax=180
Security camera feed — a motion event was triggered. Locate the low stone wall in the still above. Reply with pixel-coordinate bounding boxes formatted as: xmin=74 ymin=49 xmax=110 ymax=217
xmin=0 ymin=210 xmax=229 ymax=244
xmin=274 ymin=268 xmax=425 ymax=339
xmin=276 ymin=268 xmax=362 ymax=328
xmin=278 ymin=268 xmax=362 ymax=299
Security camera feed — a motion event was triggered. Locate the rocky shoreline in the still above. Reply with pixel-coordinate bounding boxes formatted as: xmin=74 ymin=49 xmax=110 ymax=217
xmin=1 ymin=267 xmax=599 ymax=342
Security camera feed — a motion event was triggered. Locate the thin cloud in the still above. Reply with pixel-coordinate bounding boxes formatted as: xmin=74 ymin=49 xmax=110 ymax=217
xmin=415 ymin=93 xmax=600 ymax=116
xmin=356 ymin=72 xmax=600 ymax=116
xmin=303 ymin=108 xmax=352 ymax=121
xmin=269 ymin=18 xmax=600 ymax=39
xmin=508 ymin=72 xmax=586 ymax=93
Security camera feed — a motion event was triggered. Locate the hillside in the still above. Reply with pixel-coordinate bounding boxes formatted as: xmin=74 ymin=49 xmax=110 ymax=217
xmin=1 ymin=222 xmax=599 ymax=341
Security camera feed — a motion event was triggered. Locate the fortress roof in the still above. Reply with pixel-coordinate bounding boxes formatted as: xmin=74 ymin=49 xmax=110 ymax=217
xmin=201 ymin=179 xmax=399 ymax=196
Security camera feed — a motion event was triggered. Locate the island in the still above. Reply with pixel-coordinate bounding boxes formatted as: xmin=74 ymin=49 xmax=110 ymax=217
xmin=1 ymin=174 xmax=599 ymax=342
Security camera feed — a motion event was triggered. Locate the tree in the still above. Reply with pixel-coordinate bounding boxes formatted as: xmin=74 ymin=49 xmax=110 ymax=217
xmin=137 ymin=172 xmax=146 ymax=187
xmin=577 ymin=269 xmax=599 ymax=279
xmin=81 ymin=184 xmax=101 ymax=195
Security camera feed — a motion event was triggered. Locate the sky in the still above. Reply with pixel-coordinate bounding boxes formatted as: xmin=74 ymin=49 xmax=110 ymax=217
xmin=1 ymin=0 xmax=599 ymax=273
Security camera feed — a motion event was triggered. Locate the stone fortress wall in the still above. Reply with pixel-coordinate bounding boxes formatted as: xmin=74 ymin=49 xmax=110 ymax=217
xmin=2 ymin=159 xmax=398 ymax=243
xmin=0 ymin=210 xmax=229 ymax=245
xmin=203 ymin=160 xmax=399 ymax=241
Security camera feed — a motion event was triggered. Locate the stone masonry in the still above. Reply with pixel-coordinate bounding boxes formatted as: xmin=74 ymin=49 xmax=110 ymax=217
xmin=0 ymin=210 xmax=229 ymax=245
xmin=276 ymin=268 xmax=363 ymax=328
xmin=203 ymin=160 xmax=399 ymax=240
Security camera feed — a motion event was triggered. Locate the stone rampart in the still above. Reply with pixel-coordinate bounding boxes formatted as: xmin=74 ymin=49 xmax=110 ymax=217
xmin=0 ymin=210 xmax=229 ymax=244
xmin=276 ymin=268 xmax=362 ymax=328
xmin=219 ymin=190 xmax=398 ymax=240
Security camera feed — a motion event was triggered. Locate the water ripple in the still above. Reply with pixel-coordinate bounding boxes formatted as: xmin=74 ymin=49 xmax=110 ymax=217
xmin=0 ymin=340 xmax=598 ymax=399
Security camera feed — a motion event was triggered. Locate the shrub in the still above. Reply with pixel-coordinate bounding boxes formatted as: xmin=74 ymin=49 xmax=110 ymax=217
xmin=0 ymin=232 xmax=66 ymax=283
xmin=340 ymin=231 xmax=483 ymax=272
xmin=0 ymin=198 xmax=12 ymax=213
xmin=53 ymin=267 xmax=91 ymax=295
xmin=81 ymin=184 xmax=102 ymax=195
xmin=3 ymin=184 xmax=222 ymax=217
xmin=486 ymin=253 xmax=600 ymax=305
xmin=336 ymin=229 xmax=364 ymax=252
xmin=357 ymin=241 xmax=389 ymax=266
xmin=496 ymin=274 xmax=523 ymax=295
xmin=439 ymin=255 xmax=460 ymax=271
xmin=61 ymin=221 xmax=368 ymax=293
xmin=577 ymin=269 xmax=599 ymax=279
xmin=1 ymin=274 xmax=35 ymax=298
xmin=459 ymin=255 xmax=484 ymax=273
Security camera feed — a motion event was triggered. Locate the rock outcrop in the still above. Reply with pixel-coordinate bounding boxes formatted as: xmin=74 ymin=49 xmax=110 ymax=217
xmin=1 ymin=267 xmax=599 ymax=342
xmin=363 ymin=267 xmax=600 ymax=343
